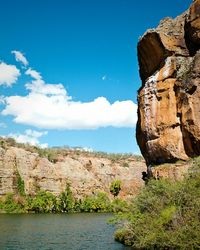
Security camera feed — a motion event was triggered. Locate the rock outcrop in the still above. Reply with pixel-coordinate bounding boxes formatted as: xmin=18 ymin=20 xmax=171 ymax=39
xmin=137 ymin=0 xmax=200 ymax=165
xmin=0 ymin=144 xmax=145 ymax=200
xmin=152 ymin=161 xmax=192 ymax=181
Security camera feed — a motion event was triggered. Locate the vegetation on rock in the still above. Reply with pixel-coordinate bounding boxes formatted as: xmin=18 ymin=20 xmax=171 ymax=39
xmin=16 ymin=171 xmax=25 ymax=196
xmin=0 ymin=183 xmax=128 ymax=214
xmin=0 ymin=137 xmax=143 ymax=163
xmin=112 ymin=158 xmax=200 ymax=249
xmin=110 ymin=180 xmax=122 ymax=197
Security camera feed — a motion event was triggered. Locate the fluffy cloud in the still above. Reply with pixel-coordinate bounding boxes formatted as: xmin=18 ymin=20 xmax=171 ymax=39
xmin=2 ymin=92 xmax=137 ymax=130
xmin=25 ymin=68 xmax=42 ymax=80
xmin=8 ymin=129 xmax=48 ymax=148
xmin=0 ymin=62 xmax=20 ymax=87
xmin=11 ymin=50 xmax=28 ymax=67
xmin=2 ymin=57 xmax=138 ymax=130
xmin=3 ymin=93 xmax=137 ymax=129
xmin=25 ymin=68 xmax=67 ymax=96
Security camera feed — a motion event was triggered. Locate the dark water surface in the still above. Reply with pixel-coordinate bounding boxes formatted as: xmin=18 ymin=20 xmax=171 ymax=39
xmin=0 ymin=213 xmax=131 ymax=250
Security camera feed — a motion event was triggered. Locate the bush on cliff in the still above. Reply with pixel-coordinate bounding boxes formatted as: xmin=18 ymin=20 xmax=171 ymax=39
xmin=0 ymin=193 xmax=26 ymax=213
xmin=113 ymin=159 xmax=200 ymax=249
xmin=16 ymin=171 xmax=25 ymax=196
xmin=80 ymin=192 xmax=111 ymax=212
xmin=28 ymin=191 xmax=58 ymax=213
xmin=110 ymin=180 xmax=121 ymax=197
xmin=58 ymin=183 xmax=75 ymax=212
xmin=0 ymin=185 xmax=128 ymax=213
xmin=110 ymin=198 xmax=129 ymax=213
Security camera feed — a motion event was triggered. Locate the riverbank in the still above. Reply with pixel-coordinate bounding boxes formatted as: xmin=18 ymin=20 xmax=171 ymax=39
xmin=0 ymin=186 xmax=129 ymax=214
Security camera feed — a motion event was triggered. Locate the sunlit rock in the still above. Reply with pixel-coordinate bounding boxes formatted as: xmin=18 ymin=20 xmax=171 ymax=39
xmin=137 ymin=0 xmax=200 ymax=164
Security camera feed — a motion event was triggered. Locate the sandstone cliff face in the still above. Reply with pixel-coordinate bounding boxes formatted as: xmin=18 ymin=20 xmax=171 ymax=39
xmin=0 ymin=145 xmax=145 ymax=200
xmin=137 ymin=0 xmax=200 ymax=165
xmin=152 ymin=161 xmax=192 ymax=181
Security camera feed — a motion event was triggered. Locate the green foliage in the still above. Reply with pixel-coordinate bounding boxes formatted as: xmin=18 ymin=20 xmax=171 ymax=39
xmin=110 ymin=180 xmax=121 ymax=197
xmin=0 ymin=181 xmax=128 ymax=214
xmin=58 ymin=183 xmax=75 ymax=212
xmin=36 ymin=148 xmax=58 ymax=163
xmin=28 ymin=191 xmax=57 ymax=213
xmin=93 ymin=152 xmax=142 ymax=162
xmin=110 ymin=198 xmax=129 ymax=213
xmin=81 ymin=192 xmax=111 ymax=212
xmin=122 ymin=162 xmax=129 ymax=168
xmin=113 ymin=163 xmax=200 ymax=249
xmin=16 ymin=171 xmax=25 ymax=196
xmin=0 ymin=193 xmax=26 ymax=213
xmin=0 ymin=139 xmax=6 ymax=149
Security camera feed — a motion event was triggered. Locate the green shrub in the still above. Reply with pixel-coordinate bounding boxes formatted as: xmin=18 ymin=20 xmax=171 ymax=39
xmin=0 ymin=181 xmax=130 ymax=214
xmin=36 ymin=148 xmax=58 ymax=163
xmin=113 ymin=164 xmax=200 ymax=249
xmin=16 ymin=171 xmax=25 ymax=196
xmin=110 ymin=198 xmax=129 ymax=213
xmin=58 ymin=183 xmax=75 ymax=212
xmin=0 ymin=193 xmax=26 ymax=213
xmin=81 ymin=192 xmax=111 ymax=212
xmin=110 ymin=180 xmax=121 ymax=197
xmin=122 ymin=162 xmax=129 ymax=168
xmin=28 ymin=191 xmax=57 ymax=213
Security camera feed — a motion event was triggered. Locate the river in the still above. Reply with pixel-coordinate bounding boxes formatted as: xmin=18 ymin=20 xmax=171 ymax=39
xmin=0 ymin=213 xmax=131 ymax=250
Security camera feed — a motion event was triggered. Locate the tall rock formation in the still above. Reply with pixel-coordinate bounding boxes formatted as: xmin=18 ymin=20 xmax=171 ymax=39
xmin=137 ymin=0 xmax=200 ymax=165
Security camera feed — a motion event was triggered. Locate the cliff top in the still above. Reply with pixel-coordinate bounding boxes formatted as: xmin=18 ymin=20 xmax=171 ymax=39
xmin=0 ymin=137 xmax=143 ymax=164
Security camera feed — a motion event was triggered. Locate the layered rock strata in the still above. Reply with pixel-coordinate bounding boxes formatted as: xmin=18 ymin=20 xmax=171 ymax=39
xmin=0 ymin=146 xmax=145 ymax=199
xmin=137 ymin=0 xmax=200 ymax=165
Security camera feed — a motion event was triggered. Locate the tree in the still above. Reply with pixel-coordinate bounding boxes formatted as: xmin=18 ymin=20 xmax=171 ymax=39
xmin=58 ymin=183 xmax=75 ymax=212
xmin=110 ymin=180 xmax=121 ymax=197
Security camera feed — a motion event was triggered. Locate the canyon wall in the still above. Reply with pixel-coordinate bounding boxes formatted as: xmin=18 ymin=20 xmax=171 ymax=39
xmin=137 ymin=0 xmax=200 ymax=165
xmin=0 ymin=144 xmax=145 ymax=199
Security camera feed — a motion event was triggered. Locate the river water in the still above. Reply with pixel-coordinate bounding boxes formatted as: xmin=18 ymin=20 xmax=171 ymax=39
xmin=0 ymin=213 xmax=130 ymax=250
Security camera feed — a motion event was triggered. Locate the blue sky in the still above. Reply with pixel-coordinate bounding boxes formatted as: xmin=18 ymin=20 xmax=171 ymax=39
xmin=0 ymin=0 xmax=191 ymax=153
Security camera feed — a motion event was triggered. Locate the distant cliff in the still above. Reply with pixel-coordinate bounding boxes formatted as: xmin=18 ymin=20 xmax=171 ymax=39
xmin=0 ymin=138 xmax=145 ymax=199
xmin=137 ymin=0 xmax=200 ymax=165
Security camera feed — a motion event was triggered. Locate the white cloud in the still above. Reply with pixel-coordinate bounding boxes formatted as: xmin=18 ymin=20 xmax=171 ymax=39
xmin=26 ymin=79 xmax=67 ymax=96
xmin=0 ymin=62 xmax=20 ymax=87
xmin=25 ymin=129 xmax=48 ymax=138
xmin=72 ymin=147 xmax=93 ymax=152
xmin=2 ymin=53 xmax=138 ymax=130
xmin=12 ymin=50 xmax=28 ymax=67
xmin=82 ymin=147 xmax=93 ymax=152
xmin=8 ymin=129 xmax=48 ymax=148
xmin=2 ymin=93 xmax=137 ymax=129
xmin=25 ymin=68 xmax=68 ymax=96
xmin=0 ymin=96 xmax=5 ymax=105
xmin=25 ymin=68 xmax=42 ymax=80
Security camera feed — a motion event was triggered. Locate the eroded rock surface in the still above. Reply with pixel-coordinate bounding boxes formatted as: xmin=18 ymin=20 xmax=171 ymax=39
xmin=0 ymin=146 xmax=145 ymax=200
xmin=137 ymin=0 xmax=200 ymax=164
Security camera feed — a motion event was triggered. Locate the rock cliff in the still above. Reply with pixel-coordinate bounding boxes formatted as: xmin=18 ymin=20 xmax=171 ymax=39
xmin=0 ymin=139 xmax=145 ymax=200
xmin=137 ymin=0 xmax=200 ymax=165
